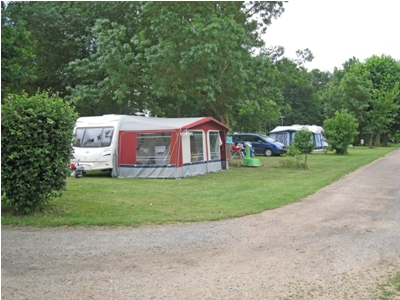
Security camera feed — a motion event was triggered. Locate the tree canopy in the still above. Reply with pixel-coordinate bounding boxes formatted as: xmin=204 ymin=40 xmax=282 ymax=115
xmin=322 ymin=55 xmax=400 ymax=146
xmin=2 ymin=1 xmax=399 ymax=140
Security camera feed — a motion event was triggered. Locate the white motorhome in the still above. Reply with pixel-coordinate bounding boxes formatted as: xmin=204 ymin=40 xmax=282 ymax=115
xmin=71 ymin=114 xmax=124 ymax=172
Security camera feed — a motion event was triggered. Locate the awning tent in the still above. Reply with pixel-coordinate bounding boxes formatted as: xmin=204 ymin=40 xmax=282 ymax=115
xmin=268 ymin=125 xmax=327 ymax=150
xmin=113 ymin=116 xmax=230 ymax=178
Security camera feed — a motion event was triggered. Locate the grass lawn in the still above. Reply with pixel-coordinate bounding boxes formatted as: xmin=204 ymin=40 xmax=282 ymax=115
xmin=2 ymin=146 xmax=399 ymax=227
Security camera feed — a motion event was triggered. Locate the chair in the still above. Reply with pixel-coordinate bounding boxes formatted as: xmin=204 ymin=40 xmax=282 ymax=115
xmin=231 ymin=143 xmax=245 ymax=159
xmin=154 ymin=145 xmax=167 ymax=164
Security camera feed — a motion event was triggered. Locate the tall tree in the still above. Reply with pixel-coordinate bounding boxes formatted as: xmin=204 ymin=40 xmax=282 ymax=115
xmin=358 ymin=55 xmax=400 ymax=145
xmin=4 ymin=1 xmax=143 ymax=99
xmin=322 ymin=58 xmax=372 ymax=142
xmin=274 ymin=54 xmax=322 ymax=126
xmin=1 ymin=2 xmax=36 ymax=98
xmin=231 ymin=50 xmax=284 ymax=133
xmin=322 ymin=55 xmax=400 ymax=146
xmin=132 ymin=1 xmax=285 ymax=126
xmin=5 ymin=1 xmax=286 ymax=122
xmin=65 ymin=18 xmax=151 ymax=116
xmin=364 ymin=83 xmax=400 ymax=147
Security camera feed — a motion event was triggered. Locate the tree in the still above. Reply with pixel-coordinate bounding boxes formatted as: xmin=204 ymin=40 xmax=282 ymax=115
xmin=1 ymin=2 xmax=36 ymax=98
xmin=364 ymin=83 xmax=400 ymax=147
xmin=356 ymin=55 xmax=400 ymax=145
xmin=322 ymin=55 xmax=400 ymax=146
xmin=294 ymin=48 xmax=314 ymax=68
xmin=5 ymin=2 xmax=143 ymax=100
xmin=323 ymin=111 xmax=359 ymax=155
xmin=65 ymin=18 xmax=152 ymax=116
xmin=322 ymin=58 xmax=371 ymax=127
xmin=5 ymin=1 xmax=287 ymax=123
xmin=293 ymin=128 xmax=314 ymax=168
xmin=1 ymin=92 xmax=78 ymax=213
xmin=4 ymin=1 xmax=89 ymax=96
xmin=231 ymin=49 xmax=284 ymax=132
xmin=275 ymin=56 xmax=322 ymax=126
xmin=132 ymin=1 xmax=285 ymax=126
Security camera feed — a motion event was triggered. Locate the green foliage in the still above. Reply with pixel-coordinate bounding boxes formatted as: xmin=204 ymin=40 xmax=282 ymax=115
xmin=65 ymin=18 xmax=150 ymax=116
xmin=365 ymin=83 xmax=400 ymax=145
xmin=274 ymin=54 xmax=324 ymax=126
xmin=279 ymin=145 xmax=307 ymax=170
xmin=323 ymin=111 xmax=359 ymax=155
xmin=132 ymin=1 xmax=286 ymax=125
xmin=322 ymin=60 xmax=372 ymax=130
xmin=293 ymin=128 xmax=315 ymax=154
xmin=1 ymin=2 xmax=36 ymax=98
xmin=1 ymin=92 xmax=78 ymax=213
xmin=292 ymin=128 xmax=314 ymax=168
xmin=324 ymin=55 xmax=400 ymax=146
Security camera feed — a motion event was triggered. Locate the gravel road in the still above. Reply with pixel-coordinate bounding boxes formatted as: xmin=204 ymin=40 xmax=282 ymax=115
xmin=2 ymin=149 xmax=400 ymax=300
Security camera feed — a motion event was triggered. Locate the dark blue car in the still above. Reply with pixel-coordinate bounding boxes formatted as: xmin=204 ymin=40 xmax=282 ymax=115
xmin=232 ymin=133 xmax=286 ymax=157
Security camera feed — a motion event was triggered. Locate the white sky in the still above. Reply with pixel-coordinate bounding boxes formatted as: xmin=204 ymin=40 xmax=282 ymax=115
xmin=262 ymin=1 xmax=400 ymax=73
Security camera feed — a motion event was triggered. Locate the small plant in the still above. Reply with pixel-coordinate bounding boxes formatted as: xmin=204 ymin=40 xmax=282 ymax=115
xmin=279 ymin=145 xmax=307 ymax=170
xmin=293 ymin=128 xmax=315 ymax=168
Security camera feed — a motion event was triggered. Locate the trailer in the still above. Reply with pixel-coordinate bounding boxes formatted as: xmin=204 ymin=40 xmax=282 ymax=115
xmin=71 ymin=114 xmax=229 ymax=178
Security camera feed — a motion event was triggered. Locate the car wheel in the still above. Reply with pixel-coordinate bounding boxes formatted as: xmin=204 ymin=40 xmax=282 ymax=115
xmin=265 ymin=148 xmax=273 ymax=157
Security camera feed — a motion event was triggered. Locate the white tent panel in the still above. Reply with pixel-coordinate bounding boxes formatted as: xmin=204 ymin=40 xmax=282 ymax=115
xmin=269 ymin=125 xmax=327 ymax=150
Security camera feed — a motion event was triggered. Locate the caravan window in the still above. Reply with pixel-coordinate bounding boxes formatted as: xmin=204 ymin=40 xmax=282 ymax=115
xmin=209 ymin=131 xmax=221 ymax=160
xmin=73 ymin=127 xmax=114 ymax=148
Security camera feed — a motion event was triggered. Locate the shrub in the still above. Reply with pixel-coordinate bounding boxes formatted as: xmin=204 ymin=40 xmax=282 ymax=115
xmin=293 ymin=128 xmax=314 ymax=168
xmin=1 ymin=92 xmax=78 ymax=213
xmin=323 ymin=111 xmax=359 ymax=155
xmin=280 ymin=145 xmax=307 ymax=170
xmin=293 ymin=128 xmax=315 ymax=154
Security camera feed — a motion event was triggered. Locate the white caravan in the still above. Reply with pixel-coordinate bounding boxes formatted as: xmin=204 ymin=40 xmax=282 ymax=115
xmin=71 ymin=114 xmax=124 ymax=172
xmin=71 ymin=114 xmax=230 ymax=178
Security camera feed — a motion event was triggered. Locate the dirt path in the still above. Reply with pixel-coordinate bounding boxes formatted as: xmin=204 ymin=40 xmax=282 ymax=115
xmin=2 ymin=149 xmax=400 ymax=300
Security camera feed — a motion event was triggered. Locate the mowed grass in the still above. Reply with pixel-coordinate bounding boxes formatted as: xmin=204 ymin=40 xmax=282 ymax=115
xmin=2 ymin=146 xmax=399 ymax=227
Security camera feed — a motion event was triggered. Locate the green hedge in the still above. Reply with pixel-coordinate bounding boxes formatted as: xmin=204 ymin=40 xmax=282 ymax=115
xmin=1 ymin=92 xmax=78 ymax=213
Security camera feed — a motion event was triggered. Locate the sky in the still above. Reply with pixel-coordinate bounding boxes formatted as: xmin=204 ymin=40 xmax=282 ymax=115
xmin=262 ymin=1 xmax=400 ymax=73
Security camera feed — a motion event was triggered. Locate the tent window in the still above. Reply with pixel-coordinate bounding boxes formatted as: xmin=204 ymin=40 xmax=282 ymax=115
xmin=73 ymin=127 xmax=114 ymax=148
xmin=190 ymin=131 xmax=204 ymax=162
xmin=209 ymin=131 xmax=221 ymax=160
xmin=136 ymin=133 xmax=171 ymax=165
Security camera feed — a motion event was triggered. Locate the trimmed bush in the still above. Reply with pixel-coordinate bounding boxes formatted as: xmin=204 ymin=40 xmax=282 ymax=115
xmin=323 ymin=111 xmax=359 ymax=155
xmin=1 ymin=92 xmax=78 ymax=213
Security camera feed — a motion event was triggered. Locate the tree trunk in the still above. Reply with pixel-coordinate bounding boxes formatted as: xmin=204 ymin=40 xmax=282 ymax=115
xmin=383 ymin=132 xmax=389 ymax=146
xmin=375 ymin=131 xmax=381 ymax=147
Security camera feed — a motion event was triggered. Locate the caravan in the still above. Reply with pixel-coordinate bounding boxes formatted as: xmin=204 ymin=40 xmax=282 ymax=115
xmin=72 ymin=115 xmax=124 ymax=172
xmin=71 ymin=115 xmax=229 ymax=178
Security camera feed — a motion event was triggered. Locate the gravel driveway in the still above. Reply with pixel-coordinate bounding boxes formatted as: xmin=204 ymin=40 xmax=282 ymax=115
xmin=2 ymin=149 xmax=400 ymax=300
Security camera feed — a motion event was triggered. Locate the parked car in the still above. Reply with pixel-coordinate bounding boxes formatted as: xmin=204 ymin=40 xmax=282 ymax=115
xmin=232 ymin=133 xmax=286 ymax=157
